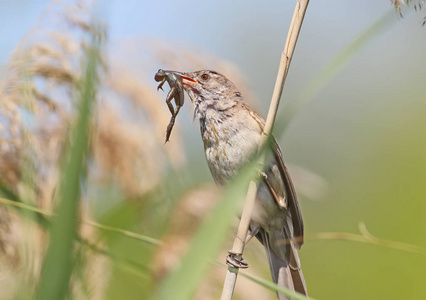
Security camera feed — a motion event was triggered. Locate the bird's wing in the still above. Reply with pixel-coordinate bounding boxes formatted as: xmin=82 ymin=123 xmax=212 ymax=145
xmin=247 ymin=107 xmax=304 ymax=246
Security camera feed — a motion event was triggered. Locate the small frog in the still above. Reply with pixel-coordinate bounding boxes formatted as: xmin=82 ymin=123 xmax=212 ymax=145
xmin=155 ymin=69 xmax=185 ymax=143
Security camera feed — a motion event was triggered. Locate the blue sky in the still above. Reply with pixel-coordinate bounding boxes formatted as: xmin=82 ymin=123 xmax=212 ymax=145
xmin=2 ymin=3 xmax=426 ymax=298
xmin=1 ymin=0 xmax=425 ymax=144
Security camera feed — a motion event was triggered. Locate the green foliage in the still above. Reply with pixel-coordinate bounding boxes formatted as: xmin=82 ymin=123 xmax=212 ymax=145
xmin=153 ymin=157 xmax=258 ymax=300
xmin=36 ymin=36 xmax=101 ymax=300
xmin=1 ymin=5 xmax=425 ymax=300
xmin=276 ymin=10 xmax=397 ymax=136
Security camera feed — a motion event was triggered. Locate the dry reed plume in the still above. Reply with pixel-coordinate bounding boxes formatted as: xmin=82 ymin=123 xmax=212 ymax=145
xmin=0 ymin=0 xmax=260 ymax=298
xmin=0 ymin=1 xmax=326 ymax=299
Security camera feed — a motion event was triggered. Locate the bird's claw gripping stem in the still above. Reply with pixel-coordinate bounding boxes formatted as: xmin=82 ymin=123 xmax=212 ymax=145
xmin=226 ymin=250 xmax=249 ymax=269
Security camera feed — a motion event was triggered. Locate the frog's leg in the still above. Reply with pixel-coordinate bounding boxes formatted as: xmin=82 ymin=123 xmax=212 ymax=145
xmin=157 ymin=77 xmax=166 ymax=91
xmin=164 ymin=90 xmax=184 ymax=143
xmin=165 ymin=86 xmax=178 ymax=115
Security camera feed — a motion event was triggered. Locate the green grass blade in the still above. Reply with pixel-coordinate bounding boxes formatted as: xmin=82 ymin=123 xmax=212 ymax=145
xmin=78 ymin=237 xmax=151 ymax=280
xmin=0 ymin=195 xmax=162 ymax=246
xmin=0 ymin=182 xmax=50 ymax=227
xmin=276 ymin=9 xmax=397 ymax=134
xmin=81 ymin=220 xmax=162 ymax=246
xmin=0 ymin=179 xmax=19 ymax=202
xmin=0 ymin=195 xmax=155 ymax=281
xmin=153 ymin=159 xmax=259 ymax=300
xmin=240 ymin=272 xmax=315 ymax=300
xmin=36 ymin=38 xmax=100 ymax=300
xmin=0 ymin=197 xmax=51 ymax=216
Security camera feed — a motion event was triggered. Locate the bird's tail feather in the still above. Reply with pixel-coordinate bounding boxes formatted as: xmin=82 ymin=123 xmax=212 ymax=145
xmin=260 ymin=231 xmax=308 ymax=300
xmin=289 ymin=244 xmax=307 ymax=296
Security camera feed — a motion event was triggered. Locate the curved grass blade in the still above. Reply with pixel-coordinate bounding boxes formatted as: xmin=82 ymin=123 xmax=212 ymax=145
xmin=81 ymin=220 xmax=162 ymax=246
xmin=276 ymin=10 xmax=397 ymax=135
xmin=0 ymin=196 xmax=162 ymax=246
xmin=0 ymin=196 xmax=51 ymax=216
xmin=240 ymin=272 xmax=314 ymax=300
xmin=153 ymin=159 xmax=259 ymax=300
xmin=36 ymin=37 xmax=101 ymax=300
xmin=77 ymin=237 xmax=151 ymax=280
xmin=0 ymin=179 xmax=19 ymax=202
xmin=305 ymin=222 xmax=426 ymax=257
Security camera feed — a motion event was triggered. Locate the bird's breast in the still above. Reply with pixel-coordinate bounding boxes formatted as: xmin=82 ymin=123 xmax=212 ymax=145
xmin=200 ymin=110 xmax=261 ymax=185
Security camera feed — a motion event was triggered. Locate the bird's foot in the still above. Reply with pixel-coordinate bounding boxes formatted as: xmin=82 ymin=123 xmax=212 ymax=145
xmin=226 ymin=250 xmax=249 ymax=269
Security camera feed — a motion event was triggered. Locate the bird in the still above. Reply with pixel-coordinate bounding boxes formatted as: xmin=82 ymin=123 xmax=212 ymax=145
xmin=171 ymin=69 xmax=307 ymax=299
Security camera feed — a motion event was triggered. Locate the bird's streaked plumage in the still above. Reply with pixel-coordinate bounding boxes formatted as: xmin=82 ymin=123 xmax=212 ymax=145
xmin=179 ymin=70 xmax=307 ymax=299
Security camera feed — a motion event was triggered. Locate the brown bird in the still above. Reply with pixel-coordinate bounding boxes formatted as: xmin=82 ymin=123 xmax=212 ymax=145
xmin=171 ymin=69 xmax=307 ymax=299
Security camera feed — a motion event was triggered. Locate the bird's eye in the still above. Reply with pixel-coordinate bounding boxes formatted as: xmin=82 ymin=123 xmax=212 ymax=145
xmin=201 ymin=73 xmax=209 ymax=81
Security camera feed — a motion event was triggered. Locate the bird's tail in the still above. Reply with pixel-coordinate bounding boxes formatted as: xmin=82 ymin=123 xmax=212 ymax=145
xmin=260 ymin=230 xmax=308 ymax=300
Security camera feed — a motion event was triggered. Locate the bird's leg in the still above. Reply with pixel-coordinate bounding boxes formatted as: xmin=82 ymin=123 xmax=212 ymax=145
xmin=226 ymin=168 xmax=265 ymax=268
xmin=245 ymin=225 xmax=260 ymax=244
xmin=225 ymin=226 xmax=259 ymax=269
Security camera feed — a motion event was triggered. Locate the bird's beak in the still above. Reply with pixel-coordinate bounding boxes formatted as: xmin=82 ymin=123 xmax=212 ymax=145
xmin=165 ymin=70 xmax=198 ymax=86
xmin=181 ymin=74 xmax=197 ymax=85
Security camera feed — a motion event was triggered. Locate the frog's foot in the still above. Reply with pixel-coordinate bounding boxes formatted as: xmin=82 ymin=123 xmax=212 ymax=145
xmin=157 ymin=78 xmax=166 ymax=91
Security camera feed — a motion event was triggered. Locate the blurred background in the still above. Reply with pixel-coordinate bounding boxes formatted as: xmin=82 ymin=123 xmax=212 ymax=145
xmin=0 ymin=0 xmax=425 ymax=299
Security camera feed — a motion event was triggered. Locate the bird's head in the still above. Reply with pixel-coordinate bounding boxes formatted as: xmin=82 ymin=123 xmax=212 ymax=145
xmin=168 ymin=70 xmax=243 ymax=120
